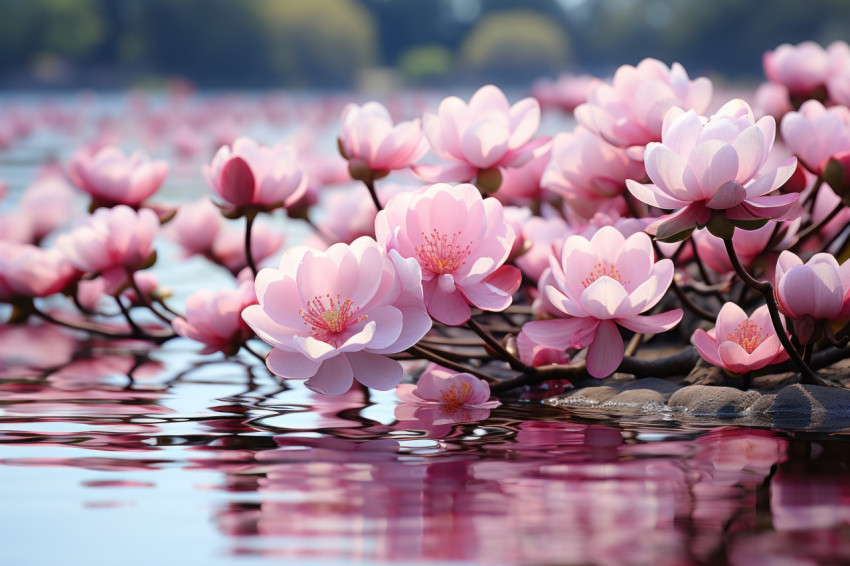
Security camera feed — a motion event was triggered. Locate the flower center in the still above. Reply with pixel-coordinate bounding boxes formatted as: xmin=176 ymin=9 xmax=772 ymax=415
xmin=414 ymin=229 xmax=471 ymax=275
xmin=299 ymin=294 xmax=367 ymax=345
xmin=726 ymin=320 xmax=764 ymax=354
xmin=438 ymin=382 xmax=473 ymax=408
xmin=582 ymin=262 xmax=625 ymax=288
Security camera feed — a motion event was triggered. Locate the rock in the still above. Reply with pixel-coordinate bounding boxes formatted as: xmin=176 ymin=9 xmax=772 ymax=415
xmin=771 ymin=384 xmax=850 ymax=417
xmin=605 ymin=389 xmax=666 ymax=405
xmin=668 ymin=385 xmax=762 ymax=415
xmin=554 ymin=385 xmax=620 ymax=406
xmin=682 ymin=362 xmax=736 ymax=387
xmin=620 ymin=377 xmax=681 ymax=401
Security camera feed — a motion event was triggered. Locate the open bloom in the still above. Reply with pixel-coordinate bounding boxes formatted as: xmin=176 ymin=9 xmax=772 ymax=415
xmin=763 ymin=41 xmax=850 ymax=104
xmin=337 ymin=101 xmax=428 ymax=181
xmin=55 ymin=205 xmax=158 ymax=293
xmin=375 ymin=183 xmax=521 ymax=325
xmin=68 ymin=145 xmax=168 ymax=207
xmin=575 ymin=58 xmax=712 ymax=153
xmin=173 ymin=270 xmax=258 ymax=356
xmin=413 ymin=85 xmax=549 ymax=185
xmin=774 ymin=250 xmax=850 ymax=321
xmin=241 ymin=237 xmax=432 ymax=395
xmin=780 ymin=100 xmax=850 ymax=175
xmin=0 ymin=243 xmax=77 ymax=302
xmin=204 ymin=137 xmax=308 ymax=213
xmin=521 ymin=227 xmax=682 ymax=378
xmin=692 ymin=303 xmax=789 ymax=374
xmin=626 ymin=99 xmax=801 ymax=241
xmin=395 ymin=364 xmax=500 ymax=425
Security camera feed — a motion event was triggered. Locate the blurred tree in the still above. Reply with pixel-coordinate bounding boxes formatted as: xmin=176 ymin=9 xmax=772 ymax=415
xmin=250 ymin=0 xmax=378 ymax=87
xmin=460 ymin=10 xmax=571 ymax=83
xmin=398 ymin=45 xmax=453 ymax=85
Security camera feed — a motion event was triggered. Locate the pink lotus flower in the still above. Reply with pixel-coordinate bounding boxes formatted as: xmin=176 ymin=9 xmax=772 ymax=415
xmin=763 ymin=41 xmax=849 ymax=103
xmin=774 ymin=250 xmax=850 ymax=322
xmin=692 ymin=303 xmax=789 ymax=374
xmin=167 ymin=198 xmax=222 ymax=257
xmin=18 ymin=167 xmax=78 ymax=243
xmin=574 ymin=58 xmax=712 ymax=152
xmin=375 ymin=183 xmax=521 ymax=325
xmin=413 ymin=85 xmax=549 ymax=185
xmin=337 ymin=101 xmax=428 ymax=181
xmin=512 ymin=213 xmax=570 ymax=282
xmin=204 ymin=137 xmax=307 ymax=213
xmin=395 ymin=364 xmax=500 ymax=425
xmin=55 ymin=205 xmax=158 ymax=293
xmin=521 ymin=227 xmax=682 ymax=378
xmin=173 ymin=271 xmax=258 ymax=355
xmin=626 ymin=99 xmax=800 ymax=241
xmin=493 ymin=146 xmax=550 ymax=205
xmin=542 ymin=125 xmax=645 ymax=220
xmin=68 ymin=145 xmax=168 ymax=207
xmin=780 ymin=100 xmax=850 ymax=175
xmin=0 ymin=243 xmax=77 ymax=302
xmin=531 ymin=73 xmax=598 ymax=113
xmin=241 ymin=237 xmax=432 ymax=395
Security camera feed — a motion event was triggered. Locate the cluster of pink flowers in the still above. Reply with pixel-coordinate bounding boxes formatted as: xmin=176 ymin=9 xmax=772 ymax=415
xmin=5 ymin=41 xmax=850 ymax=414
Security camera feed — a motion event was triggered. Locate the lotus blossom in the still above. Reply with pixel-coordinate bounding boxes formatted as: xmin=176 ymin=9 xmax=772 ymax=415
xmin=337 ymin=101 xmax=428 ymax=181
xmin=521 ymin=227 xmax=682 ymax=378
xmin=542 ymin=125 xmax=645 ymax=220
xmin=774 ymin=250 xmax=850 ymax=322
xmin=763 ymin=41 xmax=850 ymax=105
xmin=167 ymin=198 xmax=222 ymax=257
xmin=18 ymin=167 xmax=78 ymax=243
xmin=395 ymin=364 xmax=500 ymax=425
xmin=413 ymin=85 xmax=549 ymax=187
xmin=204 ymin=137 xmax=307 ymax=213
xmin=0 ymin=243 xmax=77 ymax=302
xmin=173 ymin=270 xmax=258 ymax=355
xmin=692 ymin=303 xmax=789 ymax=374
xmin=626 ymin=99 xmax=801 ymax=242
xmin=68 ymin=145 xmax=168 ymax=207
xmin=375 ymin=183 xmax=521 ymax=325
xmin=780 ymin=100 xmax=850 ymax=175
xmin=574 ymin=58 xmax=712 ymax=153
xmin=55 ymin=205 xmax=158 ymax=293
xmin=241 ymin=237 xmax=432 ymax=395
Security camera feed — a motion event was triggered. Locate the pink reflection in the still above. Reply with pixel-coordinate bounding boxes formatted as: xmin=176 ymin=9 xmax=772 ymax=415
xmin=771 ymin=468 xmax=850 ymax=531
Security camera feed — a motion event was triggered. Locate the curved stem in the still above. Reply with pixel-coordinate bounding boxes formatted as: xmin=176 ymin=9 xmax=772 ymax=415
xmin=363 ymin=176 xmax=383 ymax=212
xmin=407 ymin=344 xmax=497 ymax=383
xmin=241 ymin=342 xmax=268 ymax=364
xmin=244 ymin=211 xmax=259 ymax=278
xmin=128 ymin=271 xmax=174 ymax=324
xmin=723 ymin=237 xmax=824 ymax=386
xmin=466 ymin=317 xmax=527 ymax=371
xmin=30 ymin=303 xmax=175 ymax=343
xmin=791 ymin=201 xmax=844 ymax=253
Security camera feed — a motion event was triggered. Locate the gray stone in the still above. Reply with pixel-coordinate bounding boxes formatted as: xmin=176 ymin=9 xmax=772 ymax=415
xmin=668 ymin=385 xmax=762 ymax=415
xmin=771 ymin=384 xmax=850 ymax=417
xmin=605 ymin=389 xmax=666 ymax=405
xmin=553 ymin=385 xmax=619 ymax=406
xmin=620 ymin=377 xmax=682 ymax=401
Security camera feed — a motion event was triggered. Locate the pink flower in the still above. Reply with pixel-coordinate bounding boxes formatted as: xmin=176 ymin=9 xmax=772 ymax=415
xmin=542 ymin=125 xmax=645 ymax=220
xmin=531 ymin=73 xmax=598 ymax=113
xmin=68 ymin=145 xmax=168 ymax=207
xmin=55 ymin=205 xmax=158 ymax=293
xmin=692 ymin=303 xmax=789 ymax=374
xmin=763 ymin=41 xmax=849 ymax=103
xmin=395 ymin=364 xmax=500 ymax=425
xmin=516 ymin=331 xmax=570 ymax=368
xmin=210 ymin=221 xmax=284 ymax=276
xmin=19 ymin=167 xmax=78 ymax=242
xmin=493 ymin=146 xmax=550 ymax=205
xmin=692 ymin=221 xmax=797 ymax=275
xmin=241 ymin=237 xmax=432 ymax=395
xmin=167 ymin=198 xmax=222 ymax=257
xmin=173 ymin=271 xmax=258 ymax=355
xmin=512 ymin=213 xmax=570 ymax=282
xmin=375 ymin=183 xmax=521 ymax=325
xmin=413 ymin=85 xmax=549 ymax=184
xmin=204 ymin=137 xmax=307 ymax=213
xmin=0 ymin=243 xmax=77 ymax=302
xmin=337 ymin=101 xmax=428 ymax=181
xmin=626 ymin=99 xmax=801 ymax=241
xmin=780 ymin=100 xmax=850 ymax=175
xmin=774 ymin=250 xmax=850 ymax=321
xmin=521 ymin=227 xmax=682 ymax=378
xmin=575 ymin=58 xmax=712 ymax=152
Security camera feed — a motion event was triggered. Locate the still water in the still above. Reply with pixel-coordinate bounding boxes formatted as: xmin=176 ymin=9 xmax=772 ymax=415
xmin=2 ymin=330 xmax=850 ymax=566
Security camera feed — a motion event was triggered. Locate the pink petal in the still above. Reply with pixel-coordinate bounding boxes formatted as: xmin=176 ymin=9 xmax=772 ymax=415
xmin=266 ymin=348 xmax=321 ymax=379
xmin=305 ymin=355 xmax=355 ymax=395
xmin=347 ymin=351 xmax=404 ymax=390
xmin=220 ymin=156 xmax=256 ymax=207
xmin=585 ymin=319 xmax=624 ymax=378
xmin=617 ymin=308 xmax=683 ymax=334
xmin=522 ymin=318 xmax=598 ymax=351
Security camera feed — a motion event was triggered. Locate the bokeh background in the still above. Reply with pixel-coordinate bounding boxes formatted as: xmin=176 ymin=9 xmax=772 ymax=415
xmin=2 ymin=0 xmax=849 ymax=90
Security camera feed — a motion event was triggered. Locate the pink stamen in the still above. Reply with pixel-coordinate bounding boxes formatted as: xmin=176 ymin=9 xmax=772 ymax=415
xmin=299 ymin=294 xmax=367 ymax=345
xmin=415 ymin=229 xmax=471 ymax=275
xmin=582 ymin=262 xmax=625 ymax=288
xmin=726 ymin=320 xmax=764 ymax=354
xmin=439 ymin=382 xmax=473 ymax=407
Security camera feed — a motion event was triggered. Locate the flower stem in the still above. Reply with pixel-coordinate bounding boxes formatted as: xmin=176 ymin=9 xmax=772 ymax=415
xmin=363 ymin=175 xmax=383 ymax=212
xmin=407 ymin=344 xmax=498 ymax=383
xmin=244 ymin=210 xmax=259 ymax=278
xmin=466 ymin=317 xmax=527 ymax=371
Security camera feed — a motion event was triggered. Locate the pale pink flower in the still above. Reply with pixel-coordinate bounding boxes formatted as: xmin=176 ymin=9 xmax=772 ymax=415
xmin=626 ymin=99 xmax=800 ymax=241
xmin=774 ymin=250 xmax=850 ymax=321
xmin=780 ymin=100 xmax=850 ymax=175
xmin=692 ymin=303 xmax=789 ymax=374
xmin=241 ymin=237 xmax=432 ymax=395
xmin=173 ymin=271 xmax=258 ymax=355
xmin=68 ymin=145 xmax=168 ymax=207
xmin=167 ymin=198 xmax=222 ymax=257
xmin=516 ymin=331 xmax=570 ymax=368
xmin=375 ymin=183 xmax=521 ymax=325
xmin=55 ymin=205 xmax=158 ymax=293
xmin=513 ymin=213 xmax=570 ymax=282
xmin=521 ymin=227 xmax=682 ymax=378
xmin=338 ymin=101 xmax=428 ymax=180
xmin=753 ymin=82 xmax=792 ymax=121
xmin=763 ymin=41 xmax=849 ymax=102
xmin=413 ymin=85 xmax=549 ymax=184
xmin=531 ymin=73 xmax=598 ymax=113
xmin=204 ymin=137 xmax=308 ymax=212
xmin=395 ymin=364 xmax=500 ymax=425
xmin=542 ymin=125 xmax=645 ymax=220
xmin=575 ymin=58 xmax=712 ymax=152
xmin=19 ymin=167 xmax=78 ymax=242
xmin=493 ymin=146 xmax=550 ymax=205
xmin=0 ymin=243 xmax=77 ymax=302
